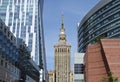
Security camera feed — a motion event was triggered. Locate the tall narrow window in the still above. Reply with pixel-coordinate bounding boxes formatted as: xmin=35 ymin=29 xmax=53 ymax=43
xmin=1 ymin=60 xmax=3 ymax=66
xmin=5 ymin=62 xmax=7 ymax=68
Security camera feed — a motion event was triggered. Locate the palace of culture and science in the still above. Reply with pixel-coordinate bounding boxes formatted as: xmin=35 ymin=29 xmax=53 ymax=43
xmin=48 ymin=15 xmax=73 ymax=82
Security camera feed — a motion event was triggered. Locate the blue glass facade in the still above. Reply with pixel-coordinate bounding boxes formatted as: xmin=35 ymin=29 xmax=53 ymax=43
xmin=0 ymin=0 xmax=47 ymax=81
xmin=0 ymin=0 xmax=45 ymax=68
xmin=74 ymin=64 xmax=84 ymax=74
xmin=78 ymin=0 xmax=120 ymax=52
xmin=0 ymin=18 xmax=41 ymax=82
xmin=0 ymin=18 xmax=18 ymax=65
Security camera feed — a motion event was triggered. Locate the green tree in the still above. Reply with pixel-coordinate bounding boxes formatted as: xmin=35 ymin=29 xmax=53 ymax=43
xmin=101 ymin=72 xmax=119 ymax=82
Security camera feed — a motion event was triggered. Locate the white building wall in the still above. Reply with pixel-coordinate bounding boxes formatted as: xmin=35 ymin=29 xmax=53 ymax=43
xmin=74 ymin=53 xmax=85 ymax=82
xmin=74 ymin=53 xmax=84 ymax=64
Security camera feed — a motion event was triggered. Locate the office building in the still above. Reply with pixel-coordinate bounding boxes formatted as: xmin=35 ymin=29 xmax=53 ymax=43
xmin=84 ymin=39 xmax=120 ymax=82
xmin=74 ymin=53 xmax=84 ymax=82
xmin=0 ymin=18 xmax=40 ymax=82
xmin=0 ymin=0 xmax=47 ymax=81
xmin=54 ymin=15 xmax=71 ymax=82
xmin=0 ymin=0 xmax=45 ymax=68
xmin=17 ymin=38 xmax=40 ymax=82
xmin=78 ymin=0 xmax=120 ymax=52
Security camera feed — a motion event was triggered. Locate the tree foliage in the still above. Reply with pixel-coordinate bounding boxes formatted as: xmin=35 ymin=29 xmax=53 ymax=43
xmin=101 ymin=72 xmax=119 ymax=82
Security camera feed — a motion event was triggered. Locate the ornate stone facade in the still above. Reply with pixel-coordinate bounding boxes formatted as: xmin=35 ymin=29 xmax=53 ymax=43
xmin=48 ymin=70 xmax=55 ymax=82
xmin=54 ymin=15 xmax=71 ymax=82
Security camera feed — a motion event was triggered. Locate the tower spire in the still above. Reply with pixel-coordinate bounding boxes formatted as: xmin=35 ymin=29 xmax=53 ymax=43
xmin=61 ymin=14 xmax=64 ymax=28
xmin=59 ymin=14 xmax=66 ymax=43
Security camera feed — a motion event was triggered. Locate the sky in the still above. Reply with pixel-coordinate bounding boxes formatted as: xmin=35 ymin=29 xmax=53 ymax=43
xmin=43 ymin=0 xmax=101 ymax=70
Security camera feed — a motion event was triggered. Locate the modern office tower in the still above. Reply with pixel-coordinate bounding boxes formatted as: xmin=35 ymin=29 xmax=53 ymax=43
xmin=54 ymin=15 xmax=71 ymax=82
xmin=78 ymin=0 xmax=120 ymax=52
xmin=0 ymin=0 xmax=47 ymax=81
xmin=74 ymin=53 xmax=84 ymax=82
xmin=0 ymin=18 xmax=40 ymax=82
xmin=84 ymin=39 xmax=120 ymax=82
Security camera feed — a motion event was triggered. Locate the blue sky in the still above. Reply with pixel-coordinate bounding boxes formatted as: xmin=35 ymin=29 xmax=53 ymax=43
xmin=43 ymin=0 xmax=101 ymax=70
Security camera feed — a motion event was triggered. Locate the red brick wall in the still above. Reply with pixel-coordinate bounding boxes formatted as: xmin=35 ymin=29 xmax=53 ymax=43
xmin=101 ymin=39 xmax=120 ymax=78
xmin=84 ymin=44 xmax=107 ymax=82
xmin=84 ymin=39 xmax=120 ymax=82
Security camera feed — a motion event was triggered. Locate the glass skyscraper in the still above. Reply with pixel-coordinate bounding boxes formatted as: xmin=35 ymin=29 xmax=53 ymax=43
xmin=0 ymin=0 xmax=45 ymax=66
xmin=78 ymin=0 xmax=120 ymax=52
xmin=0 ymin=0 xmax=47 ymax=80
